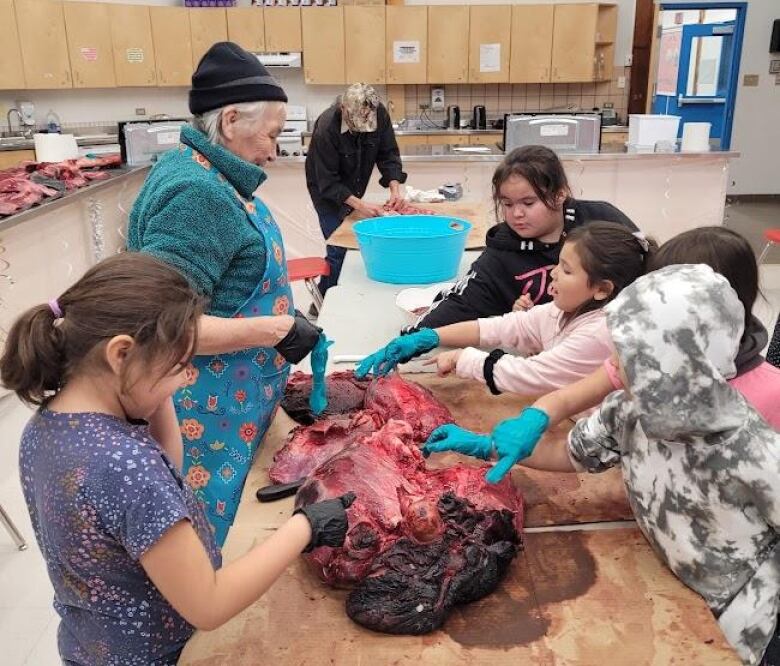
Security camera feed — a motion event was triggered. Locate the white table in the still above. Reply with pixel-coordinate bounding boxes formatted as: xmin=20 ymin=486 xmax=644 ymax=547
xmin=297 ymin=250 xmax=479 ymax=374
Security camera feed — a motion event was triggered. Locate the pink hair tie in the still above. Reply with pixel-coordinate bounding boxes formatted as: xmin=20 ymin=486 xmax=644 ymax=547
xmin=48 ymin=298 xmax=63 ymax=318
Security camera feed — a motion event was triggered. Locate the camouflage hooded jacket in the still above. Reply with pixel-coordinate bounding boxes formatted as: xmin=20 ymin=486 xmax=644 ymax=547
xmin=568 ymin=264 xmax=780 ymax=665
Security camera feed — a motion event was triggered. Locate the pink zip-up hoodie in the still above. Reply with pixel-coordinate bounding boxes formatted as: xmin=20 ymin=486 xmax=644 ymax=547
xmin=456 ymin=303 xmax=613 ymax=396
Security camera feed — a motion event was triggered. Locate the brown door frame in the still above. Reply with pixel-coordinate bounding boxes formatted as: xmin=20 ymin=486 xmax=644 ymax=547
xmin=628 ymin=0 xmax=657 ymax=114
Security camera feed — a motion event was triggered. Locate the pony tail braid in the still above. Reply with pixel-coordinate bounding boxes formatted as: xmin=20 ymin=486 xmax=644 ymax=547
xmin=0 ymin=304 xmax=67 ymax=405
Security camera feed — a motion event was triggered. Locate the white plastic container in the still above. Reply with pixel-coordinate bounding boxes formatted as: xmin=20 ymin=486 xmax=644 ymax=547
xmin=680 ymin=122 xmax=711 ymax=152
xmin=628 ymin=114 xmax=681 ymax=151
xmin=395 ymin=283 xmax=454 ymax=325
xmin=33 ymin=133 xmax=78 ymax=162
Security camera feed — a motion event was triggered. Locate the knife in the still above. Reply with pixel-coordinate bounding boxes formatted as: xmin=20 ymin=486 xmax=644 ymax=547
xmin=256 ymin=479 xmax=305 ymax=503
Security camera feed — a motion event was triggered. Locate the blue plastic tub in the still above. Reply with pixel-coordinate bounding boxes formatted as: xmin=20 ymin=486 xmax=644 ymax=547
xmin=353 ymin=215 xmax=472 ymax=284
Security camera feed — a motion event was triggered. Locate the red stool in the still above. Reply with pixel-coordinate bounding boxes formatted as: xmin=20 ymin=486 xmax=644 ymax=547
xmin=287 ymin=257 xmax=330 ymax=314
xmin=758 ymin=228 xmax=780 ymax=264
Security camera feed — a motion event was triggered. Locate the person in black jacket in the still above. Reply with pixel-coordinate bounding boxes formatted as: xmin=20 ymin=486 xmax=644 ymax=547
xmin=306 ymin=83 xmax=407 ymax=296
xmin=407 ymin=145 xmax=637 ymax=331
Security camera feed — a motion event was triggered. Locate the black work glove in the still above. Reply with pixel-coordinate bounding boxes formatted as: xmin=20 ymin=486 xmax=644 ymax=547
xmin=294 ymin=492 xmax=356 ymax=552
xmin=274 ymin=309 xmax=321 ymax=364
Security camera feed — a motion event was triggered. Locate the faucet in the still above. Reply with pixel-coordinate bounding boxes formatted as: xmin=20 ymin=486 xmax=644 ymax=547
xmin=5 ymin=108 xmax=33 ymax=139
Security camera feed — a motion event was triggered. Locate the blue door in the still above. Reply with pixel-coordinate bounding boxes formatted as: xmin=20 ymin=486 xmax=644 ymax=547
xmin=652 ymin=21 xmax=737 ymax=147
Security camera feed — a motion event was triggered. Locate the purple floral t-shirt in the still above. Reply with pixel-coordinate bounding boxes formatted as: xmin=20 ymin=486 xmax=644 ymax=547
xmin=19 ymin=410 xmax=221 ymax=665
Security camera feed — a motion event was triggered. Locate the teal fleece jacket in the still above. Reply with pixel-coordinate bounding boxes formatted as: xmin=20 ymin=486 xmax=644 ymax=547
xmin=127 ymin=125 xmax=269 ymax=317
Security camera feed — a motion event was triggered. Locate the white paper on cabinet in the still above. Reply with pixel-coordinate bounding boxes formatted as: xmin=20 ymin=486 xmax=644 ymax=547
xmin=393 ymin=41 xmax=420 ymax=64
xmin=479 ymin=43 xmax=501 ymax=73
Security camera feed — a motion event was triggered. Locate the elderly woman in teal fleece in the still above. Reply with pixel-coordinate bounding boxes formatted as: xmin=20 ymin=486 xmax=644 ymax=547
xmin=127 ymin=42 xmax=321 ymax=547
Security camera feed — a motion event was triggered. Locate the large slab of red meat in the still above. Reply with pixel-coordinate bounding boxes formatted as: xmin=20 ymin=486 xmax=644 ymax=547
xmin=294 ymin=419 xmax=523 ymax=634
xmin=273 ymin=373 xmax=453 ymax=483
xmin=268 ymin=410 xmax=383 ymax=484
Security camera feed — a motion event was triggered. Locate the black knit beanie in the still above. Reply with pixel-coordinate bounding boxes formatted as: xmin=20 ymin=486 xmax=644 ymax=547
xmin=189 ymin=42 xmax=288 ymax=115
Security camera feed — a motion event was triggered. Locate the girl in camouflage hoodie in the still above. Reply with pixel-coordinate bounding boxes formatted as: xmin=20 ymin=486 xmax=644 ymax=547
xmin=567 ymin=264 xmax=779 ymax=664
xmin=425 ymin=263 xmax=779 ymax=664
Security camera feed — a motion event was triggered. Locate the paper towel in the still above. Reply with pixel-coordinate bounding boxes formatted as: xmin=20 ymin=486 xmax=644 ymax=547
xmin=33 ymin=133 xmax=79 ymax=162
xmin=680 ymin=122 xmax=711 ymax=152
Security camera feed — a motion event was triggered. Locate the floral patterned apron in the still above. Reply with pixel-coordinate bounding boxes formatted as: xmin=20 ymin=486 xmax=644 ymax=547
xmin=175 ymin=145 xmax=293 ymax=547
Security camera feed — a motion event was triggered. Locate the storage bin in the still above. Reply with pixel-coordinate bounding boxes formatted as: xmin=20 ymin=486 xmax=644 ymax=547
xmin=354 ymin=215 xmax=472 ymax=285
xmin=628 ymin=114 xmax=681 ymax=150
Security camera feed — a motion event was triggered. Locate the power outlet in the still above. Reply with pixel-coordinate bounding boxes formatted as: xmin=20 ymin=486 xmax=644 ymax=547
xmin=135 ymin=107 xmax=147 ymax=116
xmin=419 ymin=103 xmax=430 ymax=111
xmin=617 ymin=76 xmax=626 ymax=89
xmin=431 ymin=87 xmax=444 ymax=111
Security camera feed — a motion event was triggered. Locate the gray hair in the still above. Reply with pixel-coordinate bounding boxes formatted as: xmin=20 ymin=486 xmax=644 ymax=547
xmin=191 ymin=101 xmax=285 ymax=146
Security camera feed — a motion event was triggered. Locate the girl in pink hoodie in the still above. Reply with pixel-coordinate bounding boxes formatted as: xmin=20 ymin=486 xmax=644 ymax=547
xmin=357 ymin=222 xmax=655 ymax=398
xmin=502 ymin=226 xmax=780 ymax=432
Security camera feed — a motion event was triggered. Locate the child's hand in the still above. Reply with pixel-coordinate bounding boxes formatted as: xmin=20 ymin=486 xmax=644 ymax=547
xmin=294 ymin=492 xmax=356 ymax=552
xmin=423 ymin=349 xmax=463 ymax=376
xmin=513 ymin=293 xmax=534 ymax=312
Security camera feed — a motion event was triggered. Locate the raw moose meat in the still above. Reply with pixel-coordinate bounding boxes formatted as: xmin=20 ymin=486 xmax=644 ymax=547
xmin=363 ymin=374 xmax=453 ymax=441
xmin=0 ymin=154 xmax=121 ymax=218
xmin=382 ymin=203 xmax=437 ymax=216
xmin=273 ymin=373 xmax=453 ymax=484
xmin=281 ymin=370 xmax=371 ymax=425
xmin=294 ymin=419 xmax=523 ymax=634
xmin=269 ymin=410 xmax=383 ymax=484
xmin=280 ymin=372 xmax=452 ymax=438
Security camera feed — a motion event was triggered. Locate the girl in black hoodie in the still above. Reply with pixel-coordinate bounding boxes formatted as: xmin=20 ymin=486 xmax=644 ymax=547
xmin=409 ymin=145 xmax=637 ymax=330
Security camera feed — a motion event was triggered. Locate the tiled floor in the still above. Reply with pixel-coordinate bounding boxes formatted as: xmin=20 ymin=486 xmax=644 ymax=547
xmin=1 ymin=206 xmax=779 ymax=665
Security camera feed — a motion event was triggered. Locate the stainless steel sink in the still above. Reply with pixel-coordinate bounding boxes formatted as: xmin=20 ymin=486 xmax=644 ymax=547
xmin=0 ymin=136 xmax=30 ymax=149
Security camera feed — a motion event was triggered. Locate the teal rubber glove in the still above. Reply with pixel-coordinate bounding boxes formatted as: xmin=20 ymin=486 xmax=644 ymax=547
xmin=354 ymin=328 xmax=439 ymax=378
xmin=422 ymin=424 xmax=493 ymax=460
xmin=485 ymin=407 xmax=550 ymax=484
xmin=309 ymin=333 xmax=334 ymax=417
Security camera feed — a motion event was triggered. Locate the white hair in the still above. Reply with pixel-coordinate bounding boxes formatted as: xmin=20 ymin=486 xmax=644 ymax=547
xmin=191 ymin=101 xmax=285 ymax=146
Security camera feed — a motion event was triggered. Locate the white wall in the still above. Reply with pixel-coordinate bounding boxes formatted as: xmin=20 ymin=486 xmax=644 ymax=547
xmin=725 ymin=1 xmax=780 ymax=194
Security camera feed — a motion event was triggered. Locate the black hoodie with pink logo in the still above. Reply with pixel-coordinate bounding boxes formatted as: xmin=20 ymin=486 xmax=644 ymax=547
xmin=406 ymin=198 xmax=636 ymax=332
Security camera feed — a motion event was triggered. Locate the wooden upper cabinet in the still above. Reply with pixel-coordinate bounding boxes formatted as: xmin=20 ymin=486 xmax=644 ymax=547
xmin=0 ymin=0 xmax=25 ymax=90
xmin=15 ymin=0 xmax=72 ymax=89
xmin=428 ymin=6 xmax=468 ymax=84
xmin=264 ymin=7 xmax=302 ymax=52
xmin=386 ymin=6 xmax=427 ymax=84
xmin=227 ymin=7 xmax=266 ymax=53
xmin=468 ymin=6 xmax=511 ymax=83
xmin=509 ymin=5 xmax=554 ymax=83
xmin=110 ymin=4 xmax=157 ymax=87
xmin=150 ymin=7 xmax=193 ymax=87
xmin=344 ymin=6 xmax=385 ymax=85
xmin=551 ymin=4 xmax=599 ymax=82
xmin=190 ymin=8 xmax=227 ymax=66
xmin=63 ymin=2 xmax=116 ymax=88
xmin=302 ymin=7 xmax=344 ymax=85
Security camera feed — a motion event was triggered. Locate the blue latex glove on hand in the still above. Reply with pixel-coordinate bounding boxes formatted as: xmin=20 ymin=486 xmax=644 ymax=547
xmin=354 ymin=328 xmax=439 ymax=378
xmin=485 ymin=407 xmax=550 ymax=484
xmin=309 ymin=333 xmax=334 ymax=416
xmin=422 ymin=424 xmax=493 ymax=460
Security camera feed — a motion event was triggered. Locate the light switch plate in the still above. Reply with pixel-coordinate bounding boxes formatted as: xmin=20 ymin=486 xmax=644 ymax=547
xmin=431 ymin=87 xmax=444 ymax=111
xmin=743 ymin=74 xmax=759 ymax=86
xmin=135 ymin=108 xmax=147 ymax=116
xmin=625 ymin=54 xmax=633 ymax=66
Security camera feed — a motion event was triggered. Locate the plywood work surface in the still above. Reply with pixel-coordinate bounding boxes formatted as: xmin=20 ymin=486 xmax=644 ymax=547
xmin=179 ymin=373 xmax=735 ymax=664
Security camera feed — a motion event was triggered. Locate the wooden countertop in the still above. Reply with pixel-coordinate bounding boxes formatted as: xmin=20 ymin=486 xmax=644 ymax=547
xmin=180 ymin=375 xmax=737 ymax=665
